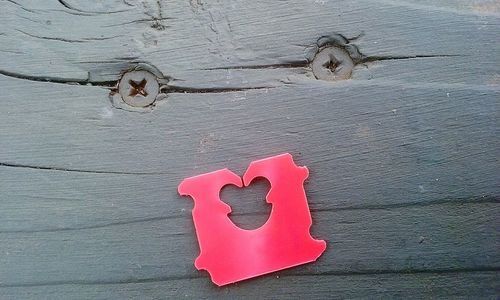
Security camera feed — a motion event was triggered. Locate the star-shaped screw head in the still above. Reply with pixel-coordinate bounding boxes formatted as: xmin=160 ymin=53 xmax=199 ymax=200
xmin=312 ymin=46 xmax=354 ymax=81
xmin=128 ymin=79 xmax=149 ymax=97
xmin=118 ymin=70 xmax=160 ymax=107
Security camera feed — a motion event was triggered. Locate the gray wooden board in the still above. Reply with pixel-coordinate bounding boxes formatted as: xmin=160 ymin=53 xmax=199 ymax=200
xmin=0 ymin=272 xmax=499 ymax=300
xmin=0 ymin=0 xmax=499 ymax=298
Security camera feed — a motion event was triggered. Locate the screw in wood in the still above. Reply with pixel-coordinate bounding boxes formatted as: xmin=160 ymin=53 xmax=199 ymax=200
xmin=311 ymin=46 xmax=354 ymax=81
xmin=118 ymin=70 xmax=160 ymax=107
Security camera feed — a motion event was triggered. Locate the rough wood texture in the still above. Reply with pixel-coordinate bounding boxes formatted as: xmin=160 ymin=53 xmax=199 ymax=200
xmin=1 ymin=0 xmax=499 ymax=299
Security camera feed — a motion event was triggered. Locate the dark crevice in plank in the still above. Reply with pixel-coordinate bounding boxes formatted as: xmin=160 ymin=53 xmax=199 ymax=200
xmin=201 ymin=55 xmax=462 ymax=71
xmin=0 ymin=274 xmax=200 ymax=288
xmin=164 ymin=85 xmax=277 ymax=94
xmin=6 ymin=0 xmax=117 ymax=17
xmin=0 ymin=162 xmax=169 ymax=176
xmin=7 ymin=194 xmax=88 ymax=203
xmin=102 ymin=17 xmax=172 ymax=28
xmin=1 ymin=196 xmax=496 ymax=234
xmin=4 ymin=0 xmax=36 ymax=13
xmin=226 ymin=195 xmax=498 ymax=218
xmin=0 ymin=69 xmax=273 ymax=94
xmin=361 ymin=54 xmax=465 ymax=63
xmin=315 ymin=195 xmax=499 ymax=212
xmin=202 ymin=61 xmax=309 ymax=70
xmin=2 ymin=267 xmax=498 ymax=288
xmin=122 ymin=0 xmax=135 ymax=7
xmin=36 ymin=9 xmax=96 ymax=17
xmin=0 ymin=215 xmax=185 ymax=234
xmin=16 ymin=29 xmax=123 ymax=43
xmin=77 ymin=57 xmax=141 ymax=64
xmin=56 ymin=0 xmax=131 ymax=15
xmin=0 ymin=69 xmax=116 ymax=87
xmin=231 ymin=195 xmax=500 ymax=217
xmin=293 ymin=266 xmax=500 ymax=277
xmin=56 ymin=0 xmax=75 ymax=10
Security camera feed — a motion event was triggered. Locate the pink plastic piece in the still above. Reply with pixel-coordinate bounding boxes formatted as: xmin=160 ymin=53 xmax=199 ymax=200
xmin=178 ymin=153 xmax=327 ymax=286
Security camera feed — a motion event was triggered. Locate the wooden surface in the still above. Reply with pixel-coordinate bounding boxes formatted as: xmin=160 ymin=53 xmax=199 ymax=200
xmin=1 ymin=0 xmax=499 ymax=299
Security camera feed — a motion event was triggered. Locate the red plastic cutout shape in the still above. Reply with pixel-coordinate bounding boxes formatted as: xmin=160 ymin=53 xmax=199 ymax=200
xmin=178 ymin=153 xmax=327 ymax=286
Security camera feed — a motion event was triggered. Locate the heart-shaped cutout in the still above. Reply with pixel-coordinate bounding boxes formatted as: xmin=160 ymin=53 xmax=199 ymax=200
xmin=220 ymin=177 xmax=271 ymax=230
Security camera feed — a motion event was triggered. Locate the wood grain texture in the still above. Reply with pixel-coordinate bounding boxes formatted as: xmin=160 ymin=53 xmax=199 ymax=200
xmin=1 ymin=272 xmax=499 ymax=300
xmin=0 ymin=0 xmax=499 ymax=298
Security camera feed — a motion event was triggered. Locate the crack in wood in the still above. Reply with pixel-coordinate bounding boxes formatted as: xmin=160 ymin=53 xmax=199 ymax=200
xmin=56 ymin=0 xmax=130 ymax=15
xmin=361 ymin=54 xmax=464 ymax=63
xmin=1 ymin=196 xmax=495 ymax=234
xmin=0 ymin=216 xmax=185 ymax=234
xmin=296 ymin=267 xmax=500 ymax=277
xmin=102 ymin=17 xmax=171 ymax=28
xmin=202 ymin=61 xmax=309 ymax=70
xmin=0 ymin=162 xmax=167 ymax=176
xmin=1 ymin=267 xmax=498 ymax=288
xmin=0 ymin=69 xmax=116 ymax=87
xmin=16 ymin=29 xmax=123 ymax=43
xmin=0 ymin=67 xmax=275 ymax=93
xmin=164 ymin=85 xmax=275 ymax=94
xmin=201 ymin=55 xmax=462 ymax=72
xmin=314 ymin=195 xmax=499 ymax=211
xmin=4 ymin=0 xmax=36 ymax=13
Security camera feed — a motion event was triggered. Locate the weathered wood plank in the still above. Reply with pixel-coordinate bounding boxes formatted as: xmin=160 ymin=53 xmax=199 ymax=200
xmin=1 ymin=0 xmax=498 ymax=86
xmin=1 ymin=76 xmax=497 ymax=210
xmin=1 ymin=272 xmax=499 ymax=300
xmin=1 ymin=0 xmax=499 ymax=298
xmin=0 ymin=201 xmax=498 ymax=286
